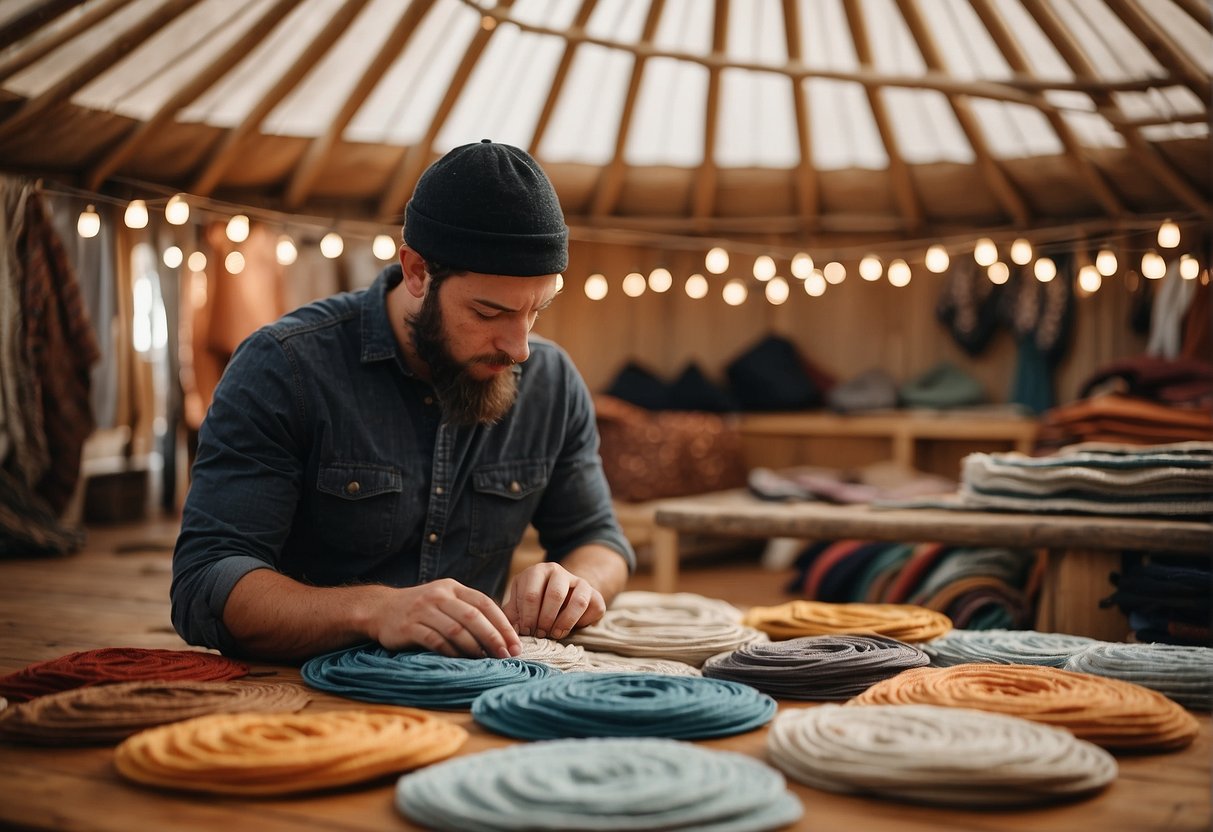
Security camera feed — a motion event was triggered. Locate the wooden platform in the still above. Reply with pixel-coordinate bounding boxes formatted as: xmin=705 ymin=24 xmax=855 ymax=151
xmin=0 ymin=519 xmax=1209 ymax=832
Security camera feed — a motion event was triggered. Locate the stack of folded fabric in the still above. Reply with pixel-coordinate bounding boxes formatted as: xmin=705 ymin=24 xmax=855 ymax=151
xmin=1101 ymin=555 xmax=1213 ymax=646
xmin=956 ymin=442 xmax=1213 ymax=517
xmin=1036 ymin=393 xmax=1213 ymax=449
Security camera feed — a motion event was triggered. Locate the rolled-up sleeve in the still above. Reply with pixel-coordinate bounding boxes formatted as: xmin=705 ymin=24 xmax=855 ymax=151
xmin=532 ymin=355 xmax=636 ymax=572
xmin=171 ymin=331 xmax=304 ymax=654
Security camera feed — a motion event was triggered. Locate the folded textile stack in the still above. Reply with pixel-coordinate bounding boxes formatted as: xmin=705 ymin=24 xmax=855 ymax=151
xmin=1101 ymin=555 xmax=1213 ymax=646
xmin=957 ymin=442 xmax=1213 ymax=517
xmin=1036 ymin=393 xmax=1213 ymax=449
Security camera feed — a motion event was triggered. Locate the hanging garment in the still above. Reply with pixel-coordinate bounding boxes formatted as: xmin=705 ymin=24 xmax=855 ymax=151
xmin=1147 ymin=261 xmax=1198 ymax=359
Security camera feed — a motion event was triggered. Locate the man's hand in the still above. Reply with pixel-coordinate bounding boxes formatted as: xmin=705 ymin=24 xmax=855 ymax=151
xmin=502 ymin=562 xmax=607 ymax=640
xmin=365 ymin=578 xmax=522 ymax=659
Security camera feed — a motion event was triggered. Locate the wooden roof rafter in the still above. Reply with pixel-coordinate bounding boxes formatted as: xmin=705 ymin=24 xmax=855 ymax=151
xmin=189 ymin=0 xmax=371 ymax=198
xmin=1103 ymin=0 xmax=1211 ymax=105
xmin=690 ymin=0 xmax=726 ymax=226
xmin=284 ymin=0 xmax=437 ymax=209
xmin=0 ymin=0 xmax=137 ymax=84
xmin=590 ymin=0 xmax=666 ymax=218
xmin=0 ymin=0 xmax=89 ymax=51
xmin=0 ymin=0 xmax=195 ymax=144
xmin=1169 ymin=0 xmax=1212 ymax=32
xmin=85 ymin=0 xmax=303 ymax=192
xmin=895 ymin=0 xmax=1030 ymax=228
xmin=528 ymin=0 xmax=599 ymax=157
xmin=842 ymin=0 xmax=923 ymax=232
xmin=377 ymin=0 xmax=517 ymax=220
xmin=1019 ymin=0 xmax=1210 ymax=218
xmin=781 ymin=0 xmax=818 ymax=231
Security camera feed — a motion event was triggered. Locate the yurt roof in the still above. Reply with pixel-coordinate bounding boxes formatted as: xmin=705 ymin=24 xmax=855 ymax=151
xmin=0 ymin=0 xmax=1208 ymax=255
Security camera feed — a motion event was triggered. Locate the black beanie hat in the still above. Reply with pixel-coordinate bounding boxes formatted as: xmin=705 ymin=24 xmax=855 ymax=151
xmin=404 ymin=139 xmax=569 ymax=276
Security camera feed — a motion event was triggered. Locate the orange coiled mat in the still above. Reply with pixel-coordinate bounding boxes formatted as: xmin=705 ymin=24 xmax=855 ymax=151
xmin=114 ymin=706 xmax=468 ymax=795
xmin=851 ymin=664 xmax=1199 ymax=752
xmin=0 ymin=648 xmax=248 ymax=702
xmin=742 ymin=601 xmax=952 ymax=643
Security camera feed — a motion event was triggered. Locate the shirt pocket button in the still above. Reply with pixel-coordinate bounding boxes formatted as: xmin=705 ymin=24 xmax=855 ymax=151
xmin=345 ymin=481 xmax=361 ymax=495
xmin=509 ymin=481 xmax=521 ymax=494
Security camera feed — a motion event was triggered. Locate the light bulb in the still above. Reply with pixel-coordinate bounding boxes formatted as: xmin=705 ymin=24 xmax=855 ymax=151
xmin=705 ymin=247 xmax=729 ymax=274
xmin=1010 ymin=238 xmax=1033 ymax=265
xmin=1180 ymin=254 xmax=1199 ymax=280
xmin=1157 ymin=220 xmax=1180 ymax=249
xmin=320 ymin=231 xmax=344 ymax=259
xmin=924 ymin=244 xmax=949 ymax=274
xmin=555 ymin=274 xmax=564 ymax=293
xmin=162 ymin=245 xmax=183 ymax=269
xmin=226 ymin=214 xmax=250 ymax=243
xmin=887 ymin=259 xmax=911 ymax=287
xmin=987 ymin=261 xmax=1010 ymax=284
xmin=722 ymin=278 xmax=747 ymax=306
xmin=225 ymin=250 xmax=245 ymax=275
xmin=764 ymin=276 xmax=789 ymax=304
xmin=753 ymin=255 xmax=776 ymax=282
xmin=974 ymin=237 xmax=998 ymax=267
xmin=804 ymin=271 xmax=826 ymax=297
xmin=124 ymin=199 xmax=148 ymax=229
xmin=791 ymin=252 xmax=813 ymax=279
xmin=622 ymin=272 xmax=646 ymax=297
xmin=276 ymin=235 xmax=298 ymax=266
xmin=77 ymin=205 xmax=100 ymax=238
xmin=372 ymin=234 xmax=397 ymax=260
xmin=1141 ymin=251 xmax=1166 ymax=280
xmin=584 ymin=274 xmax=608 ymax=300
xmin=1034 ymin=257 xmax=1057 ymax=283
xmin=823 ymin=261 xmax=846 ymax=284
xmin=685 ymin=274 xmax=708 ymax=299
xmin=648 ymin=267 xmax=672 ymax=293
xmin=1077 ymin=265 xmax=1101 ymax=294
xmin=858 ymin=254 xmax=882 ymax=281
xmin=187 ymin=251 xmax=207 ymax=272
xmin=1095 ymin=249 xmax=1117 ymax=276
xmin=165 ymin=194 xmax=190 ymax=225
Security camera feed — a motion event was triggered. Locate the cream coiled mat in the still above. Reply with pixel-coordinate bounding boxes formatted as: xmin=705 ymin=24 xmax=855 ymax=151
xmin=0 ymin=680 xmax=309 ymax=745
xmin=115 ymin=706 xmax=467 ymax=795
xmin=768 ymin=704 xmax=1117 ymax=806
xmin=851 ymin=663 xmax=1199 ymax=751
xmin=516 ymin=636 xmax=701 ymax=675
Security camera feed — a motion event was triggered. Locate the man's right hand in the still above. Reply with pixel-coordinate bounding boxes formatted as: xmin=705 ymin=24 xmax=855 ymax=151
xmin=366 ymin=578 xmax=522 ymax=659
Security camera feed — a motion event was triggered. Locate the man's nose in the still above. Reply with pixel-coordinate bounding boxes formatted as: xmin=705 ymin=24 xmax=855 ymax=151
xmin=496 ymin=320 xmax=530 ymax=365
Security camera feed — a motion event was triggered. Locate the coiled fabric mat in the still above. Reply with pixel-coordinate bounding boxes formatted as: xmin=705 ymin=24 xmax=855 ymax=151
xmin=115 ymin=705 xmax=467 ymax=796
xmin=921 ymin=629 xmax=1103 ymax=667
xmin=1064 ymin=643 xmax=1213 ymax=710
xmin=471 ymin=673 xmax=776 ymax=740
xmin=517 ymin=637 xmax=701 ymax=676
xmin=395 ymin=736 xmax=803 ymax=831
xmin=768 ymin=704 xmax=1117 ymax=807
xmin=702 ymin=635 xmax=929 ymax=700
xmin=851 ymin=663 xmax=1199 ymax=751
xmin=0 ymin=648 xmax=249 ymax=702
xmin=0 ymin=680 xmax=310 ymax=745
xmin=300 ymin=645 xmax=555 ymax=708
xmin=565 ymin=592 xmax=766 ymax=667
xmin=742 ymin=601 xmax=952 ymax=643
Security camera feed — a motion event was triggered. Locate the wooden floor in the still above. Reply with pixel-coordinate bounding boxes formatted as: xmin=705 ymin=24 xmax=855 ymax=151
xmin=0 ymin=517 xmax=1208 ymax=832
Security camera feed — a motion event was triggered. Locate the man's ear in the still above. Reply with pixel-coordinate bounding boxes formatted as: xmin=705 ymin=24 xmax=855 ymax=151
xmin=399 ymin=246 xmax=430 ymax=299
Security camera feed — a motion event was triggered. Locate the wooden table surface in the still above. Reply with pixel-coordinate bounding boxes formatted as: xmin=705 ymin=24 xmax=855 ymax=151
xmin=0 ymin=521 xmax=1209 ymax=832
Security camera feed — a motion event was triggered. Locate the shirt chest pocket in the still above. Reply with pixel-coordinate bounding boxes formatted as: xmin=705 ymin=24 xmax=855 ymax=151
xmin=468 ymin=461 xmax=550 ymax=558
xmin=314 ymin=462 xmax=403 ymax=556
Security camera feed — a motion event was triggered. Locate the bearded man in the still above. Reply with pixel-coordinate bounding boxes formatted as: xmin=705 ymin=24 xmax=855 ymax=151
xmin=172 ymin=141 xmax=633 ymax=662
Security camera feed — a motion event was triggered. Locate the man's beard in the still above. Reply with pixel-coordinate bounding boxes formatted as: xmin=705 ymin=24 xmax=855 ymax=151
xmin=408 ymin=288 xmax=519 ymax=426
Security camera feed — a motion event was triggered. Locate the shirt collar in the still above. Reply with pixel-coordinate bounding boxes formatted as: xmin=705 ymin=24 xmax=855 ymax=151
xmin=361 ymin=264 xmax=404 ymax=364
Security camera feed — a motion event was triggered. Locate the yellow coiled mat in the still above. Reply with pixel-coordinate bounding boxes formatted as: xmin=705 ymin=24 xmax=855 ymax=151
xmin=851 ymin=664 xmax=1199 ymax=752
xmin=743 ymin=600 xmax=952 ymax=643
xmin=114 ymin=705 xmax=467 ymax=795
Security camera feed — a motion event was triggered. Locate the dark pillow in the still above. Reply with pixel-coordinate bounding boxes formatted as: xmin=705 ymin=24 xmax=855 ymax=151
xmin=725 ymin=335 xmax=821 ymax=411
xmin=668 ymin=363 xmax=738 ymax=412
xmin=603 ymin=362 xmax=671 ymax=411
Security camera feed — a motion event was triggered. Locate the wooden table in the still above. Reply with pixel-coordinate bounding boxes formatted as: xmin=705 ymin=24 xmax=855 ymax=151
xmin=651 ymin=490 xmax=1213 ymax=641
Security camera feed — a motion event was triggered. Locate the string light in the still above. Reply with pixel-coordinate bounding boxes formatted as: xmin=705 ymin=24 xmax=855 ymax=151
xmin=162 ymin=245 xmax=183 ymax=269
xmin=987 ymin=262 xmax=1010 ymax=284
xmin=224 ymin=251 xmax=245 ymax=275
xmin=226 ymin=214 xmax=250 ymax=243
xmin=1095 ymin=249 xmax=1118 ymax=276
xmin=319 ymin=231 xmax=344 ymax=259
xmin=372 ymin=234 xmax=397 ymax=260
xmin=791 ymin=252 xmax=813 ymax=279
xmin=648 ymin=267 xmax=673 ymax=293
xmin=276 ymin=235 xmax=298 ymax=266
xmin=584 ymin=274 xmax=608 ymax=300
xmin=924 ymin=244 xmax=949 ymax=273
xmin=722 ymin=278 xmax=747 ymax=305
xmin=804 ymin=271 xmax=826 ymax=297
xmin=165 ymin=194 xmax=190 ymax=225
xmin=705 ymin=247 xmax=729 ymax=274
xmin=752 ymin=255 xmax=776 ymax=282
xmin=684 ymin=273 xmax=708 ymax=299
xmin=764 ymin=276 xmax=789 ymax=305
xmin=1034 ymin=257 xmax=1057 ymax=283
xmin=124 ymin=199 xmax=149 ymax=229
xmin=77 ymin=204 xmax=100 ymax=238
xmin=1077 ymin=265 xmax=1101 ymax=294
xmin=822 ymin=261 xmax=846 ymax=284
xmin=1010 ymin=238 xmax=1033 ymax=265
xmin=858 ymin=254 xmax=882 ymax=281
xmin=555 ymin=273 xmax=564 ymax=292
xmin=187 ymin=251 xmax=207 ymax=272
xmin=622 ymin=272 xmax=646 ymax=297
xmin=974 ymin=238 xmax=998 ymax=267
xmin=1179 ymin=254 xmax=1199 ymax=280
xmin=1157 ymin=220 xmax=1180 ymax=248
xmin=1141 ymin=250 xmax=1166 ymax=280
xmin=887 ymin=259 xmax=911 ymax=287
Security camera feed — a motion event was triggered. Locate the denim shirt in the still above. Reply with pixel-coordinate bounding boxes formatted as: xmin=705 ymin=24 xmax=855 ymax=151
xmin=171 ymin=265 xmax=634 ymax=654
